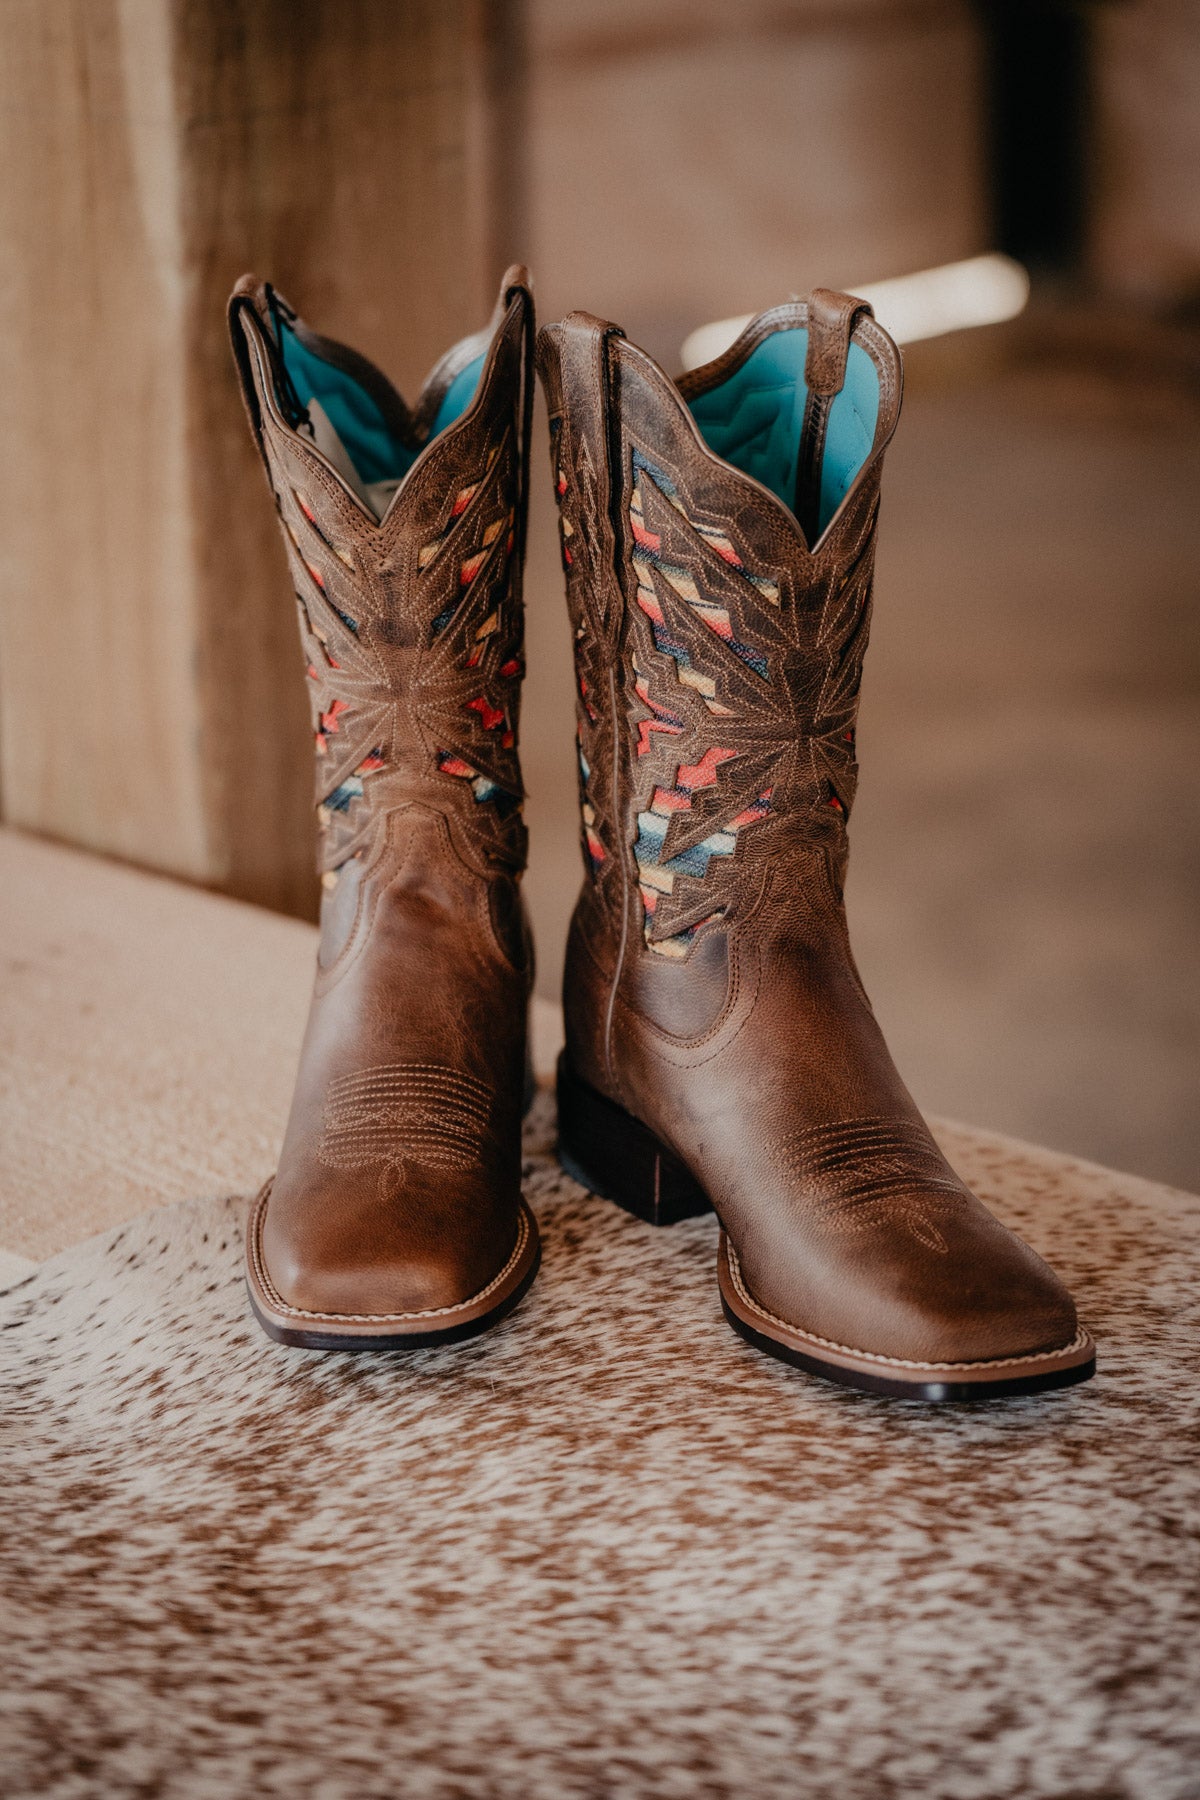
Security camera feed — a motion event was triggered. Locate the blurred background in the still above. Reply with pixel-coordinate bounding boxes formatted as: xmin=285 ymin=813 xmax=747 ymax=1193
xmin=0 ymin=0 xmax=1196 ymax=1188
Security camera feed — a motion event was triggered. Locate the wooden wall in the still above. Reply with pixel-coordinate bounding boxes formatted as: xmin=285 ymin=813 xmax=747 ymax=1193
xmin=0 ymin=0 xmax=514 ymax=917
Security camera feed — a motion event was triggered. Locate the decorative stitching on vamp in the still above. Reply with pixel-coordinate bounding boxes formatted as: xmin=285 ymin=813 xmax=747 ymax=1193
xmin=316 ymin=1063 xmax=493 ymax=1180
xmin=774 ymin=1117 xmax=967 ymax=1254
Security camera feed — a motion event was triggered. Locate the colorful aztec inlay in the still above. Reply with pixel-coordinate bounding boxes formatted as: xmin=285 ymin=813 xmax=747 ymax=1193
xmin=437 ymin=750 xmax=519 ymax=817
xmin=419 ymin=441 xmax=522 ymax=825
xmin=315 ymin=697 xmax=348 ymax=754
xmin=466 ymin=691 xmax=514 ymax=749
xmin=633 ymin=657 xmax=684 ymax=757
xmin=321 ymin=749 xmax=386 ymax=816
xmin=285 ymin=518 xmax=324 ymax=589
xmin=294 ymin=491 xmax=355 ymax=569
xmin=430 ymin=511 xmax=514 ymax=638
xmin=418 ymin=448 xmax=501 ymax=572
xmin=550 ymin=417 xmax=575 ymax=570
xmin=285 ymin=491 xmax=359 ymax=634
xmin=630 ymin=450 xmax=778 ymax=713
xmin=577 ymin=744 xmax=605 ymax=873
xmin=634 ymin=748 xmax=773 ymax=958
xmin=551 ymin=418 xmax=604 ymax=872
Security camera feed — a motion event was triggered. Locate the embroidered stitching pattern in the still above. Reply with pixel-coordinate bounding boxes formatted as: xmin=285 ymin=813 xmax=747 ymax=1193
xmin=634 ymin=749 xmax=774 ymax=958
xmin=294 ymin=488 xmax=355 ymax=569
xmin=418 ymin=448 xmax=500 ymax=573
xmin=317 ymin=1064 xmax=494 ymax=1185
xmin=270 ymin=477 xmax=387 ymax=875
xmin=419 ymin=437 xmax=523 ymax=835
xmin=551 ymin=414 xmax=611 ymax=883
xmin=775 ymin=1117 xmax=965 ymax=1253
xmin=319 ymin=749 xmax=387 ymax=819
xmin=285 ymin=513 xmax=360 ymax=634
xmin=436 ymin=750 xmax=521 ymax=816
xmin=631 ymin=450 xmax=778 ymax=711
xmin=626 ymin=452 xmax=785 ymax=956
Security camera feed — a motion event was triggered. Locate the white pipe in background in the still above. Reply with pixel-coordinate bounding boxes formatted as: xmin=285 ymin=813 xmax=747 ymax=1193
xmin=679 ymin=253 xmax=1031 ymax=372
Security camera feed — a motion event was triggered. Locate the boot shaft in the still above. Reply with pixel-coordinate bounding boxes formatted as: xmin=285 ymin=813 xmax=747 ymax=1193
xmin=229 ymin=270 xmax=535 ymax=884
xmin=537 ymin=293 xmax=902 ymax=962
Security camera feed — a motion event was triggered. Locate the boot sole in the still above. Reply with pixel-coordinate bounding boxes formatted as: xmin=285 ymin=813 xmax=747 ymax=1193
xmin=556 ymin=1055 xmax=1096 ymax=1402
xmin=244 ymin=1186 xmax=540 ymax=1352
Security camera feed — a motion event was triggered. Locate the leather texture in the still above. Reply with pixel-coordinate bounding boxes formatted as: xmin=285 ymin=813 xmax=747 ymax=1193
xmin=539 ymin=294 xmax=1090 ymax=1378
xmin=229 ymin=268 xmax=539 ymax=1341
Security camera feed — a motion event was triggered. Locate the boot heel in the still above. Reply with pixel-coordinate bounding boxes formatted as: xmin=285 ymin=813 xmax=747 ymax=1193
xmin=556 ymin=1053 xmax=712 ymax=1226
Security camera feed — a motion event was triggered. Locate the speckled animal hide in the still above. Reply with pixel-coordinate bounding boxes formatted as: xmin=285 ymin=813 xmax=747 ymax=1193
xmin=2 ymin=1090 xmax=1198 ymax=1800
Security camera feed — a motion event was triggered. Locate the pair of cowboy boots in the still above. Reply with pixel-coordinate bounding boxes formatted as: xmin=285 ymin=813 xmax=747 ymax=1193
xmin=229 ymin=269 xmax=1094 ymax=1401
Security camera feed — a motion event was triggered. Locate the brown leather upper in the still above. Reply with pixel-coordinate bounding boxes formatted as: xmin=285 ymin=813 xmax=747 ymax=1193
xmin=230 ymin=269 xmax=535 ymax=1320
xmin=539 ymin=296 xmax=1082 ymax=1367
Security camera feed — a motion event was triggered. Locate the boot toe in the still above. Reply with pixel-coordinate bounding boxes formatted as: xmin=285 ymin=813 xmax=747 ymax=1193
xmin=265 ymin=1235 xmax=482 ymax=1322
xmin=898 ymin=1207 xmax=1081 ymax=1366
xmin=742 ymin=1187 xmax=1082 ymax=1370
xmin=259 ymin=1183 xmax=519 ymax=1323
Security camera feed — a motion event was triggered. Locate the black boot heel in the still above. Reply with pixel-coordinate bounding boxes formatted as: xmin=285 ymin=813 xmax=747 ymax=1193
xmin=555 ymin=1053 xmax=713 ymax=1226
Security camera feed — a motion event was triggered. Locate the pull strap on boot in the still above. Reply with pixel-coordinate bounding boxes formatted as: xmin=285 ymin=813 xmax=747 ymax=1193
xmin=795 ymin=288 xmax=875 ymax=544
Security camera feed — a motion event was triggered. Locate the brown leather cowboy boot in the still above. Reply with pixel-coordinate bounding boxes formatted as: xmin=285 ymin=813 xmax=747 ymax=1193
xmin=540 ymin=292 xmax=1094 ymax=1400
xmin=228 ymin=268 xmax=540 ymax=1349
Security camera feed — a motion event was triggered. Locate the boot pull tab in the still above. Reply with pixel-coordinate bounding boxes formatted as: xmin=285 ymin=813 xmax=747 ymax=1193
xmin=795 ymin=289 xmax=874 ymax=547
xmin=228 ymin=278 xmax=296 ymax=479
xmin=804 ymin=288 xmax=874 ymax=398
xmin=541 ymin=311 xmax=625 ymax=414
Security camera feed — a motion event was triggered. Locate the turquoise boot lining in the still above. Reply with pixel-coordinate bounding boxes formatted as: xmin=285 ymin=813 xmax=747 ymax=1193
xmin=277 ymin=322 xmax=485 ymax=486
xmin=687 ymin=328 xmax=879 ymax=535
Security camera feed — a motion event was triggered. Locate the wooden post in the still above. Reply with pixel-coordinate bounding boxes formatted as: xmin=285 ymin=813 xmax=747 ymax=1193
xmin=0 ymin=0 xmax=498 ymax=916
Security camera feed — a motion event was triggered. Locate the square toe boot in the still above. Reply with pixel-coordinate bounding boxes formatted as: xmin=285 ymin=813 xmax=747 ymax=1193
xmin=229 ymin=268 xmax=540 ymax=1349
xmin=539 ymin=293 xmax=1094 ymax=1400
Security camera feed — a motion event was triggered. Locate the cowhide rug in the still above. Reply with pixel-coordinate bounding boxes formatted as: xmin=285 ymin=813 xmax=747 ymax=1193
xmin=2 ymin=1092 xmax=1198 ymax=1800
